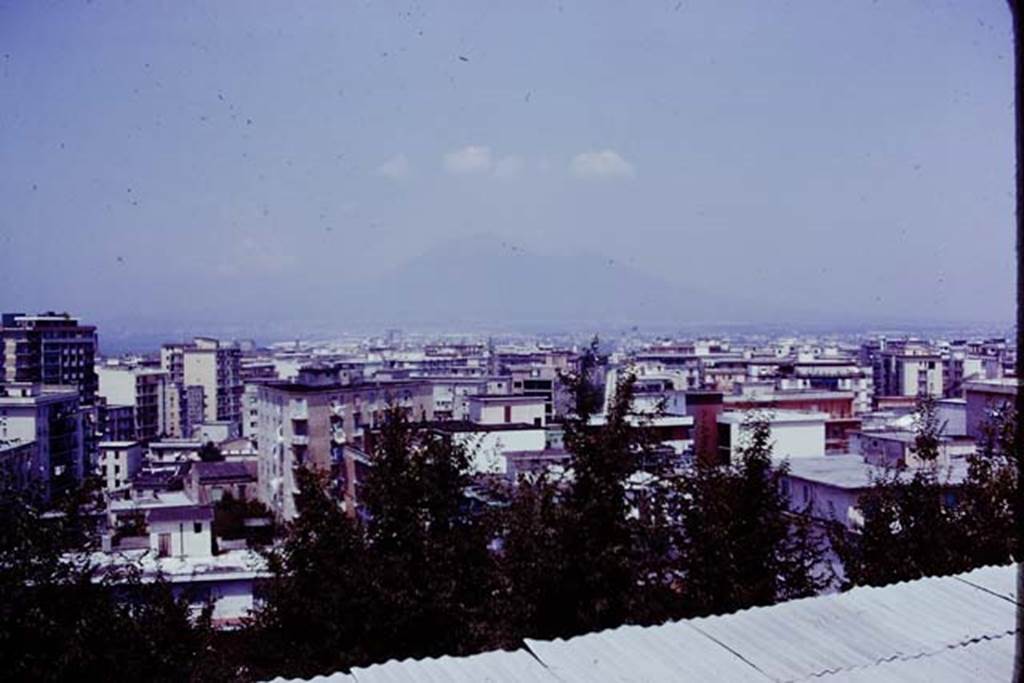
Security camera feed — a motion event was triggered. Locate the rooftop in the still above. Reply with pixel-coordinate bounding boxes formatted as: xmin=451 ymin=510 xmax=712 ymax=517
xmin=192 ymin=461 xmax=255 ymax=483
xmin=86 ymin=548 xmax=267 ymax=584
xmin=264 ymin=564 xmax=1017 ymax=682
xmin=468 ymin=394 xmax=545 ymax=403
xmin=785 ymin=454 xmax=970 ymax=489
xmin=718 ymin=409 xmax=829 ymax=424
xmin=427 ymin=420 xmax=543 ymax=433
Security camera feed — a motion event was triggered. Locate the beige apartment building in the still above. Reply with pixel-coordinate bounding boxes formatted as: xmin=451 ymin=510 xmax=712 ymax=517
xmin=256 ymin=369 xmax=434 ymax=520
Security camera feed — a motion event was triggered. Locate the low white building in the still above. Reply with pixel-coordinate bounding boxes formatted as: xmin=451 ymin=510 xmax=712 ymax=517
xmin=588 ymin=413 xmax=694 ymax=456
xmin=936 ymin=398 xmax=967 ymax=436
xmin=467 ymin=394 xmax=546 ymax=427
xmin=783 ymin=454 xmax=969 ymax=529
xmin=850 ymin=429 xmax=975 ymax=468
xmin=87 ymin=549 xmax=267 ymax=629
xmin=431 ymin=421 xmax=547 ymax=474
xmin=716 ymin=410 xmax=827 ymax=463
xmin=107 ymin=490 xmax=213 ymax=558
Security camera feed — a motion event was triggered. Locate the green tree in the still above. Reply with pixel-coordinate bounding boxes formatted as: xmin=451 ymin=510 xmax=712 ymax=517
xmin=831 ymin=395 xmax=967 ymax=588
xmin=0 ymin=480 xmax=214 ymax=682
xmin=957 ymin=403 xmax=1018 ymax=566
xmin=198 ymin=441 xmax=224 ymax=463
xmin=360 ymin=406 xmax=498 ymax=662
xmin=676 ymin=413 xmax=831 ymax=615
xmin=499 ymin=338 xmax=675 ymax=638
xmin=247 ymin=467 xmax=370 ymax=680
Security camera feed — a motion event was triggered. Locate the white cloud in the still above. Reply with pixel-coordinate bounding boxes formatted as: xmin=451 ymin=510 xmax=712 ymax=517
xmin=443 ymin=145 xmax=492 ymax=174
xmin=493 ymin=155 xmax=525 ymax=179
xmin=569 ymin=149 xmax=636 ymax=179
xmin=375 ymin=154 xmax=411 ymax=179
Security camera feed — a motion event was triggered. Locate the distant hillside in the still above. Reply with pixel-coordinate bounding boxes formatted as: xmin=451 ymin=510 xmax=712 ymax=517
xmin=347 ymin=233 xmax=749 ymax=326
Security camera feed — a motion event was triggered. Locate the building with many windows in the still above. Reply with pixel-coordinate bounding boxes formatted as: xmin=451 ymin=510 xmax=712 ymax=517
xmin=161 ymin=337 xmax=243 ymax=433
xmin=0 ymin=383 xmax=85 ymax=498
xmin=0 ymin=312 xmax=98 ymax=404
xmin=96 ymin=364 xmax=169 ymax=441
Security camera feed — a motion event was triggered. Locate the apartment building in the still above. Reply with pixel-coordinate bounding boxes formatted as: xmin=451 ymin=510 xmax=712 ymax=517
xmin=96 ymin=364 xmax=169 ymax=441
xmin=0 ymin=312 xmax=98 ymax=404
xmin=98 ymin=440 xmax=143 ymax=492
xmin=0 ymin=383 xmax=85 ymax=498
xmin=255 ymin=368 xmax=434 ymax=520
xmin=869 ymin=340 xmax=944 ymax=398
xmin=161 ymin=337 xmax=243 ymax=432
xmin=716 ymin=410 xmax=828 ymax=463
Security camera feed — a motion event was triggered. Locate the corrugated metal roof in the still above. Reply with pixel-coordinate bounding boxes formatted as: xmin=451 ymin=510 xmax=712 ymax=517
xmin=956 ymin=563 xmax=1020 ymax=603
xmin=822 ymin=633 xmax=1015 ymax=682
xmin=265 ymin=674 xmax=356 ymax=683
xmin=524 ymin=621 xmax=765 ymax=682
xmin=686 ymin=570 xmax=1014 ymax=681
xmin=348 ymin=649 xmax=555 ymax=683
xmin=263 ymin=565 xmax=1021 ymax=683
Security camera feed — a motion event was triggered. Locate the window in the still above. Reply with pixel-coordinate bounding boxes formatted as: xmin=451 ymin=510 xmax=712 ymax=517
xmin=194 ymin=522 xmax=203 ymax=533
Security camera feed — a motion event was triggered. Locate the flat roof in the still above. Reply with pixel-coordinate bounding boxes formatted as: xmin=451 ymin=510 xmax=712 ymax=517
xmin=785 ymin=454 xmax=969 ymax=489
xmin=468 ymin=394 xmax=545 ymax=403
xmin=427 ymin=420 xmax=543 ymax=433
xmin=725 ymin=391 xmax=854 ymax=403
xmin=148 ymin=506 xmax=214 ymax=523
xmin=718 ymin=410 xmax=829 ymax=424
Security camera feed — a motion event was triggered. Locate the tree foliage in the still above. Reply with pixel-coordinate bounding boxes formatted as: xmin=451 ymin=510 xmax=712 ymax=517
xmin=832 ymin=396 xmax=1018 ymax=588
xmin=0 ymin=480 xmax=215 ymax=682
xmin=247 ymin=406 xmax=498 ymax=678
xmin=675 ymin=413 xmax=831 ymax=616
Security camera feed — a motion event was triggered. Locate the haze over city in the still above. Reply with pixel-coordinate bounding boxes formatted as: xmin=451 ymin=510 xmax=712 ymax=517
xmin=0 ymin=0 xmax=1015 ymax=341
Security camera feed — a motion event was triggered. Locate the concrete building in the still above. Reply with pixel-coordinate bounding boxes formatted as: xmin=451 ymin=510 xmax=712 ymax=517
xmin=185 ymin=461 xmax=257 ymax=505
xmin=716 ymin=410 xmax=827 ymax=463
xmin=0 ymin=383 xmax=85 ymax=497
xmin=774 ymin=358 xmax=874 ymax=414
xmin=428 ymin=421 xmax=547 ymax=474
xmin=782 ymin=454 xmax=969 ymax=529
xmin=161 ymin=337 xmax=243 ymax=433
xmin=107 ymin=490 xmax=213 ymax=558
xmin=964 ymin=378 xmax=1018 ymax=441
xmin=684 ymin=390 xmax=725 ymax=465
xmin=871 ymin=341 xmax=944 ymax=398
xmin=422 ymin=376 xmax=490 ymax=420
xmin=0 ymin=312 xmax=98 ymax=404
xmin=195 ymin=421 xmax=238 ymax=444
xmin=850 ymin=429 xmax=975 ymax=468
xmin=96 ymin=402 xmax=136 ymax=442
xmin=936 ymin=397 xmax=967 ymax=436
xmin=96 ymin=365 xmax=168 ymax=441
xmin=147 ymin=439 xmax=204 ymax=464
xmin=943 ymin=350 xmax=984 ymax=397
xmin=165 ymin=383 xmax=205 ymax=439
xmin=255 ymin=370 xmax=434 ymax=520
xmin=89 ymin=549 xmax=266 ymax=629
xmin=467 ymin=394 xmax=546 ymax=427
xmin=722 ymin=388 xmax=860 ymax=454
xmin=0 ymin=440 xmax=43 ymax=493
xmin=98 ymin=440 xmax=143 ymax=492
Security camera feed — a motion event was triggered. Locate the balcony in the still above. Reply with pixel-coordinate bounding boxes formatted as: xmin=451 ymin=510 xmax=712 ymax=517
xmin=288 ymin=400 xmax=308 ymax=420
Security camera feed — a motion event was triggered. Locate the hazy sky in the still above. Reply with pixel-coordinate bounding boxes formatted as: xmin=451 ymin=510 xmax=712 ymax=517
xmin=0 ymin=1 xmax=1015 ymax=333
